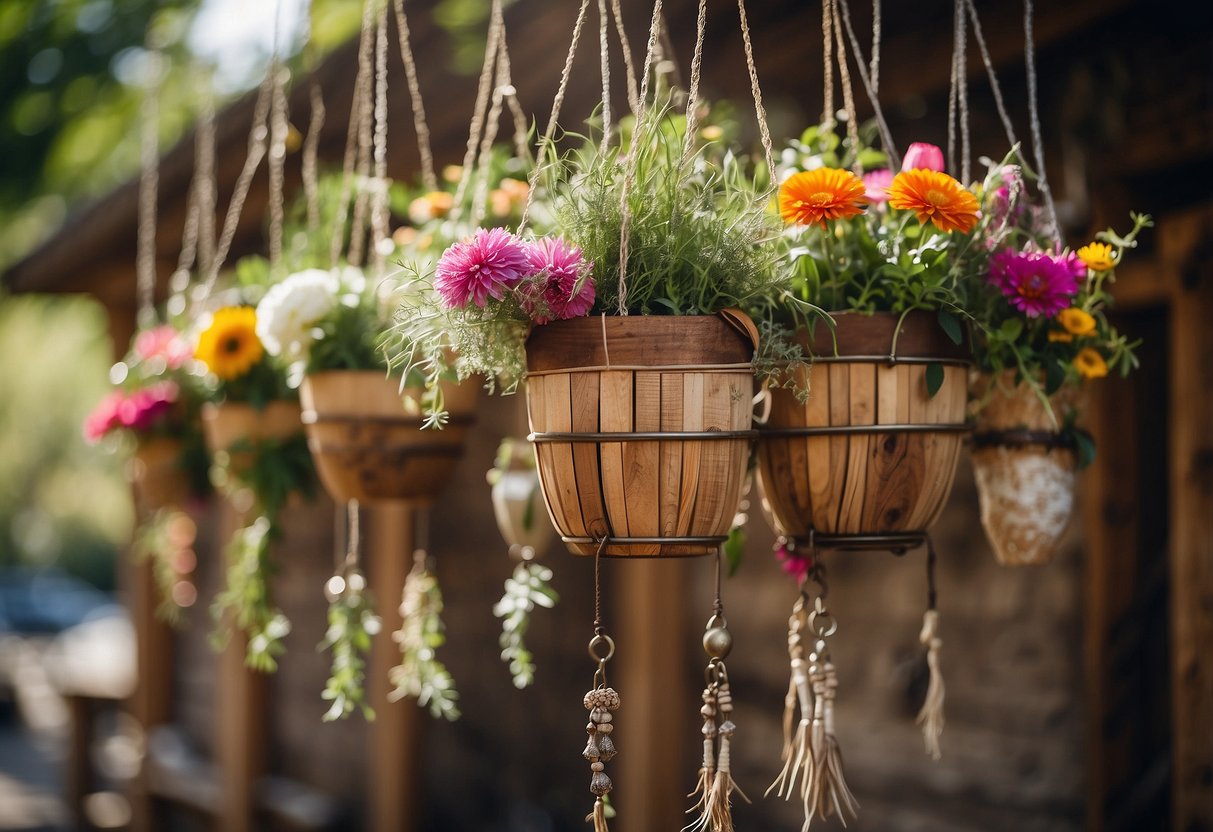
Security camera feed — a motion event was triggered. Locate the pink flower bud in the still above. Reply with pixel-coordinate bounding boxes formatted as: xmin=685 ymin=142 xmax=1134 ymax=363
xmin=901 ymin=142 xmax=945 ymax=173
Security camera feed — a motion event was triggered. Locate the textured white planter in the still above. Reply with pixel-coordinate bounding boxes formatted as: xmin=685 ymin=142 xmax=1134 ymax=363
xmin=970 ymin=371 xmax=1083 ymax=567
xmin=491 ymin=468 xmax=555 ymax=557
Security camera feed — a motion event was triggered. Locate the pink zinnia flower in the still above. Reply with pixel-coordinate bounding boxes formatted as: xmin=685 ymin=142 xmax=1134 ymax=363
xmin=988 ymin=250 xmax=1082 ymax=318
xmin=118 ymin=382 xmax=178 ymax=432
xmin=434 ymin=227 xmax=531 ymax=309
xmin=517 ymin=237 xmax=595 ymax=324
xmin=83 ymin=392 xmax=126 ymax=443
xmin=861 ymin=169 xmax=893 ymax=204
xmin=901 ymin=142 xmax=945 ymax=173
xmin=134 ymin=325 xmax=192 ymax=369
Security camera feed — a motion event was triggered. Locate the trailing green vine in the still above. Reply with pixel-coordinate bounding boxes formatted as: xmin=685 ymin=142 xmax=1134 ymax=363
xmin=494 ymin=562 xmax=558 ymax=689
xmin=320 ymin=569 xmax=379 ymax=721
xmin=389 ymin=557 xmax=460 ymax=720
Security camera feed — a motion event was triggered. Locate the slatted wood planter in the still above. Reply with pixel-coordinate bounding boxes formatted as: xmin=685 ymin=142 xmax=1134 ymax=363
xmin=525 ymin=312 xmax=758 ymax=557
xmin=970 ymin=370 xmax=1082 ymax=566
xmin=757 ymin=311 xmax=969 ymax=550
xmin=130 ymin=437 xmax=191 ymax=513
xmin=200 ymin=400 xmax=305 ymax=477
xmin=298 ymin=371 xmax=478 ymax=506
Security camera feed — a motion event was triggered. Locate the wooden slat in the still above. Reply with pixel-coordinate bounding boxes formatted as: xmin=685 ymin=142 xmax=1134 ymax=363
xmin=543 ymin=373 xmax=585 ymax=539
xmin=678 ymin=373 xmax=705 ymax=537
xmin=528 ymin=376 xmax=567 ymax=541
xmin=625 ymin=372 xmax=662 ymax=554
xmin=805 ymin=363 xmax=833 ymax=533
xmin=692 ymin=374 xmax=734 ymax=536
xmin=599 ymin=371 xmax=633 ymax=542
xmin=862 ymin=363 xmax=914 ymax=532
xmin=659 ymin=373 xmax=684 ymax=537
xmin=826 ymin=363 xmax=852 ymax=531
xmin=904 ymin=364 xmax=939 ymax=530
xmin=838 ymin=363 xmax=875 ymax=533
xmin=571 ymin=373 xmax=608 ymax=540
xmin=719 ymin=372 xmax=754 ymax=537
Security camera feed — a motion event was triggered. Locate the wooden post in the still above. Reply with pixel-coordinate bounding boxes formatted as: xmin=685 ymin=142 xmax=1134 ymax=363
xmin=65 ymin=694 xmax=94 ymax=830
xmin=613 ymin=558 xmax=690 ymax=831
xmin=367 ymin=504 xmax=422 ymax=832
xmin=127 ymin=534 xmax=174 ymax=832
xmin=1169 ymin=241 xmax=1213 ymax=831
xmin=215 ymin=501 xmax=267 ymax=832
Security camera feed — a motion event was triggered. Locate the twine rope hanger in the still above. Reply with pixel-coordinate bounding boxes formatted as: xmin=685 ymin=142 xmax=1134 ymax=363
xmin=267 ymin=0 xmax=290 ymax=277
xmin=135 ymin=44 xmax=162 ymax=327
xmin=947 ymin=0 xmax=971 ymax=184
xmin=167 ymin=72 xmax=215 ymax=315
xmin=1024 ymin=0 xmax=1061 ymax=246
xmin=836 ymin=0 xmax=901 ymax=170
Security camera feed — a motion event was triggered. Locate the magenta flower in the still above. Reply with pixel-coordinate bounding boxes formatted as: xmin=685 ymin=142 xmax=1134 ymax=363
xmin=901 ymin=142 xmax=945 ymax=173
xmin=83 ymin=392 xmax=126 ymax=443
xmin=988 ymin=250 xmax=1082 ymax=317
xmin=861 ymin=169 xmax=893 ymax=204
xmin=134 ymin=325 xmax=192 ymax=369
xmin=120 ymin=382 xmax=179 ymax=431
xmin=434 ymin=227 xmax=531 ymax=309
xmin=775 ymin=540 xmax=811 ymax=583
xmin=517 ymin=237 xmax=595 ymax=324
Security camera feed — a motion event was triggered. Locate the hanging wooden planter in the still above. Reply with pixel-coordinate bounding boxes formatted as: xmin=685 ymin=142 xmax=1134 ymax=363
xmin=525 ymin=311 xmax=758 ymax=558
xmin=201 ymin=400 xmax=304 ymax=474
xmin=970 ymin=371 xmax=1081 ymax=566
xmin=130 ymin=437 xmax=191 ymax=513
xmin=298 ymin=370 xmax=478 ymax=506
xmin=757 ymin=311 xmax=970 ymax=551
xmin=490 ymin=444 xmax=556 ymax=557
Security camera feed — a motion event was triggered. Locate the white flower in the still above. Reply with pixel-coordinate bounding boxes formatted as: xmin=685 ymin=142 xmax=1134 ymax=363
xmin=255 ymin=269 xmax=341 ymax=359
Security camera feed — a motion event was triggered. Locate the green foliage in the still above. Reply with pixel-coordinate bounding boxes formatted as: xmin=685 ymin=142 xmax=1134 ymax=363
xmin=551 ymin=112 xmax=782 ymax=317
xmin=131 ymin=508 xmax=196 ymax=625
xmin=389 ymin=562 xmax=460 ymax=720
xmin=493 ymin=561 xmax=558 ymax=689
xmin=320 ymin=573 xmax=379 ymax=721
xmin=0 ymin=295 xmax=129 ymax=582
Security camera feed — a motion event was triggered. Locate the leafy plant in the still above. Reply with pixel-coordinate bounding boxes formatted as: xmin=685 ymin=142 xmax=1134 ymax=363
xmin=389 ymin=559 xmax=460 ymax=720
xmin=320 ymin=571 xmax=380 ymax=721
xmin=494 ymin=562 xmax=558 ymax=689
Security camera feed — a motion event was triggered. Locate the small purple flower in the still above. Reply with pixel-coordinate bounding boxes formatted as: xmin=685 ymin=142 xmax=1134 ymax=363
xmin=517 ymin=237 xmax=595 ymax=324
xmin=861 ymin=169 xmax=893 ymax=204
xmin=775 ymin=540 xmax=811 ymax=583
xmin=434 ymin=227 xmax=531 ymax=309
xmin=988 ymin=249 xmax=1081 ymax=318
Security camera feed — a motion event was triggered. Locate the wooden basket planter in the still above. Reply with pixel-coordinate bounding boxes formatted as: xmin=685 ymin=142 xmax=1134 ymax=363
xmin=757 ymin=311 xmax=970 ymax=551
xmin=130 ymin=436 xmax=191 ymax=513
xmin=299 ymin=370 xmax=478 ymax=505
xmin=525 ymin=312 xmax=759 ymax=557
xmin=201 ymin=400 xmax=304 ymax=475
xmin=970 ymin=371 xmax=1081 ymax=566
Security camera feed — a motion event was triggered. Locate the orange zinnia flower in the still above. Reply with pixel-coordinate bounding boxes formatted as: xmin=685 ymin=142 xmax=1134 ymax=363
xmin=887 ymin=169 xmax=980 ymax=233
xmin=778 ymin=168 xmax=869 ymax=227
xmin=1074 ymin=347 xmax=1108 ymax=379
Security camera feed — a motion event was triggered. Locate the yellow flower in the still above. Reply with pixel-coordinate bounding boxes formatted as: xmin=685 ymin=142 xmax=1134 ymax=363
xmin=1048 ymin=330 xmax=1073 ymax=343
xmin=1077 ymin=241 xmax=1116 ymax=271
xmin=887 ymin=169 xmax=980 ymax=233
xmin=1056 ymin=307 xmax=1097 ymax=337
xmin=195 ymin=307 xmax=263 ymax=381
xmin=778 ymin=168 xmax=869 ymax=227
xmin=1074 ymin=347 xmax=1108 ymax=379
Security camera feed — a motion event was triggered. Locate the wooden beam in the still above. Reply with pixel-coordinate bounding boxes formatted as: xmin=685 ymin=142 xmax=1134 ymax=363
xmin=367 ymin=504 xmax=423 ymax=832
xmin=1167 ymin=213 xmax=1213 ymax=831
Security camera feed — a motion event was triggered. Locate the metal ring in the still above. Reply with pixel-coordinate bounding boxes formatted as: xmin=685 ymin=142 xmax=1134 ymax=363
xmin=562 ymin=535 xmax=729 ymax=546
xmin=588 ymin=634 xmax=615 ymax=663
xmin=705 ymin=613 xmax=728 ymax=631
xmin=530 ymin=430 xmax=757 ymax=443
xmin=759 ymin=423 xmax=970 ymax=438
xmin=808 ymin=610 xmax=838 ymax=638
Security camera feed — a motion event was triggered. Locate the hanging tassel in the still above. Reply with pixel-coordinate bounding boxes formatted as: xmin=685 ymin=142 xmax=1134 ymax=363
xmin=703 ymin=677 xmax=750 ymax=831
xmin=766 ymin=598 xmax=815 ymax=804
xmin=916 ymin=538 xmax=945 ymax=759
xmin=591 ymin=797 xmax=609 ymax=832
xmin=809 ymin=655 xmax=858 ymax=824
xmin=687 ymin=686 xmax=717 ymax=820
xmin=917 ymin=609 xmax=945 ymax=759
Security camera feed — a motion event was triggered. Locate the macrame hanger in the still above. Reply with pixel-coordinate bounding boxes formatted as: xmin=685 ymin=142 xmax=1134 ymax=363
xmin=836 ymin=0 xmax=901 ymax=169
xmin=329 ymin=0 xmax=375 ymax=269
xmin=135 ymin=43 xmax=163 ymax=329
xmin=917 ymin=537 xmax=946 ymax=759
xmin=368 ymin=0 xmax=391 ymax=278
xmin=196 ymin=32 xmax=277 ymax=301
xmin=946 ymin=0 xmax=971 ymax=183
xmin=518 ymin=0 xmax=591 ymax=234
xmin=468 ymin=0 xmax=513 ymax=229
xmin=820 ymin=0 xmax=836 ymax=129
xmin=346 ymin=0 xmax=379 ymax=269
xmin=167 ymin=70 xmax=214 ymax=318
xmin=450 ymin=0 xmax=505 ymax=224
xmin=609 ymin=0 xmax=640 ymax=115
xmin=964 ymin=0 xmax=1018 ymax=152
xmin=828 ymin=0 xmax=862 ymax=174
xmin=1024 ymin=0 xmax=1061 ymax=247
xmin=392 ymin=0 xmax=439 ymax=194
xmin=267 ymin=0 xmax=290 ymax=278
